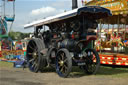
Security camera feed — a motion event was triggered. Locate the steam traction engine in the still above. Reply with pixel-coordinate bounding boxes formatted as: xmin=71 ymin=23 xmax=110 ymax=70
xmin=24 ymin=6 xmax=112 ymax=77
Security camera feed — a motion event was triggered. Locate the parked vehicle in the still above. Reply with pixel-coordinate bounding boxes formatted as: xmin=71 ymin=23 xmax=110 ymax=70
xmin=24 ymin=6 xmax=112 ymax=77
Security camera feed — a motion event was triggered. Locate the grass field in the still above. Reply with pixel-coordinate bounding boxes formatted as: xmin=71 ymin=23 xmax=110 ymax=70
xmin=0 ymin=61 xmax=128 ymax=78
xmin=97 ymin=66 xmax=128 ymax=78
xmin=70 ymin=65 xmax=128 ymax=78
xmin=0 ymin=61 xmax=13 ymax=68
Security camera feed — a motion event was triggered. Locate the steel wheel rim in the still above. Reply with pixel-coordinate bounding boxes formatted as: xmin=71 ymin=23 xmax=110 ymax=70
xmin=85 ymin=51 xmax=97 ymax=73
xmin=27 ymin=41 xmax=39 ymax=72
xmin=56 ymin=51 xmax=68 ymax=75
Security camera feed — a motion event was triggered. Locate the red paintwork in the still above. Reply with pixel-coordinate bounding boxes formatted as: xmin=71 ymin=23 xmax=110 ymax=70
xmin=99 ymin=53 xmax=128 ymax=66
xmin=0 ymin=51 xmax=2 ymax=57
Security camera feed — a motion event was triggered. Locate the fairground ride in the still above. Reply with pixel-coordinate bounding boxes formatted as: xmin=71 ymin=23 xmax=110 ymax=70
xmin=83 ymin=0 xmax=128 ymax=66
xmin=0 ymin=0 xmax=15 ymax=35
xmin=0 ymin=0 xmax=15 ymax=58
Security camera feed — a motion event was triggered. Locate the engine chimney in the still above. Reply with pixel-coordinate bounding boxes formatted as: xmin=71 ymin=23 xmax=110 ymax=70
xmin=72 ymin=0 xmax=78 ymax=10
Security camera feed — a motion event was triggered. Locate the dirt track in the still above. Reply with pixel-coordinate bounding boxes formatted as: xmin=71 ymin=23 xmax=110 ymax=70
xmin=0 ymin=67 xmax=128 ymax=85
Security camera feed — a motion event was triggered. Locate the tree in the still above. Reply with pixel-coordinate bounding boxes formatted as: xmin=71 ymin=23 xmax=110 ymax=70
xmin=8 ymin=31 xmax=31 ymax=40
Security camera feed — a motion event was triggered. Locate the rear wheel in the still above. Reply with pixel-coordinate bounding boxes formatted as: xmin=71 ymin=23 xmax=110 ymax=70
xmin=26 ymin=38 xmax=46 ymax=72
xmin=56 ymin=49 xmax=72 ymax=78
xmin=83 ymin=49 xmax=100 ymax=74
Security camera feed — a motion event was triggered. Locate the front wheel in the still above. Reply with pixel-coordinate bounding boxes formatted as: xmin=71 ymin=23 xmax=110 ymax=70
xmin=26 ymin=39 xmax=46 ymax=72
xmin=56 ymin=49 xmax=72 ymax=78
xmin=83 ymin=49 xmax=100 ymax=74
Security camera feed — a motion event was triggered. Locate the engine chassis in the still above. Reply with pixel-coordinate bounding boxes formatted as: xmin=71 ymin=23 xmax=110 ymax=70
xmin=25 ymin=6 xmax=112 ymax=77
xmin=27 ymin=17 xmax=100 ymax=77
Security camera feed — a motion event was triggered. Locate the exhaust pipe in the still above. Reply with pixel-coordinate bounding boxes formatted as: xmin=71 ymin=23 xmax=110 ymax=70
xmin=72 ymin=0 xmax=78 ymax=10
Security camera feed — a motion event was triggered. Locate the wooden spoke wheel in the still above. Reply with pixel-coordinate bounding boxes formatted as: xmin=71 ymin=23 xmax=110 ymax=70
xmin=56 ymin=49 xmax=72 ymax=78
xmin=83 ymin=49 xmax=100 ymax=74
xmin=26 ymin=39 xmax=46 ymax=73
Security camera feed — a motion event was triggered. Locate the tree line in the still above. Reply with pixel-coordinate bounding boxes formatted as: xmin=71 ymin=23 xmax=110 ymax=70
xmin=8 ymin=31 xmax=31 ymax=40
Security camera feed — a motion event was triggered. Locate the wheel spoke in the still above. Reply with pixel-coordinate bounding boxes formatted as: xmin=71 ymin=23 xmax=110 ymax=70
xmin=32 ymin=61 xmax=36 ymax=68
xmin=32 ymin=58 xmax=38 ymax=67
xmin=60 ymin=66 xmax=64 ymax=73
xmin=83 ymin=49 xmax=100 ymax=74
xmin=33 ymin=63 xmax=38 ymax=71
xmin=58 ymin=56 xmax=62 ymax=61
xmin=63 ymin=64 xmax=68 ymax=72
xmin=92 ymin=64 xmax=96 ymax=68
xmin=29 ymin=58 xmax=35 ymax=63
xmin=31 ymin=42 xmax=38 ymax=52
xmin=28 ymin=52 xmax=33 ymax=55
xmin=27 ymin=40 xmax=46 ymax=73
xmin=58 ymin=61 xmax=62 ymax=66
xmin=33 ymin=48 xmax=38 ymax=53
xmin=59 ymin=66 xmax=62 ymax=70
xmin=28 ymin=45 xmax=35 ymax=50
xmin=60 ymin=53 xmax=64 ymax=60
xmin=29 ymin=56 xmax=37 ymax=63
xmin=90 ymin=64 xmax=96 ymax=72
xmin=56 ymin=49 xmax=72 ymax=77
xmin=88 ymin=65 xmax=92 ymax=71
xmin=86 ymin=56 xmax=92 ymax=63
xmin=86 ymin=53 xmax=97 ymax=72
xmin=31 ymin=41 xmax=35 ymax=47
xmin=63 ymin=58 xmax=67 ymax=63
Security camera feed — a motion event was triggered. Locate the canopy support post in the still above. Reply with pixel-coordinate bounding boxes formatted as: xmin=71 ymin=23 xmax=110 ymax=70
xmin=124 ymin=16 xmax=127 ymax=41
xmin=111 ymin=24 xmax=114 ymax=52
xmin=117 ymin=15 xmax=120 ymax=53
xmin=108 ymin=18 xmax=109 ymax=33
xmin=99 ymin=19 xmax=102 ymax=53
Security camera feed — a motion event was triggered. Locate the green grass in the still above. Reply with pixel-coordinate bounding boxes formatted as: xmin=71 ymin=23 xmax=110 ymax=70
xmin=97 ymin=66 xmax=128 ymax=77
xmin=70 ymin=66 xmax=128 ymax=78
xmin=0 ymin=61 xmax=13 ymax=68
xmin=0 ymin=61 xmax=128 ymax=78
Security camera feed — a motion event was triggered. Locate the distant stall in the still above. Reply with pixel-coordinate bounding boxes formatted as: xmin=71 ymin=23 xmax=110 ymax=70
xmin=84 ymin=0 xmax=128 ymax=66
xmin=0 ymin=38 xmax=28 ymax=61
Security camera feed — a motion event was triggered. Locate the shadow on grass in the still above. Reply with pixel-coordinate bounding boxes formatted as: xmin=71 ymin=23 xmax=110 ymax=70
xmin=39 ymin=66 xmax=86 ymax=78
xmin=39 ymin=65 xmax=128 ymax=78
xmin=69 ymin=67 xmax=86 ymax=78
xmin=68 ymin=66 xmax=128 ymax=78
xmin=39 ymin=67 xmax=56 ymax=73
xmin=96 ymin=65 xmax=128 ymax=75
